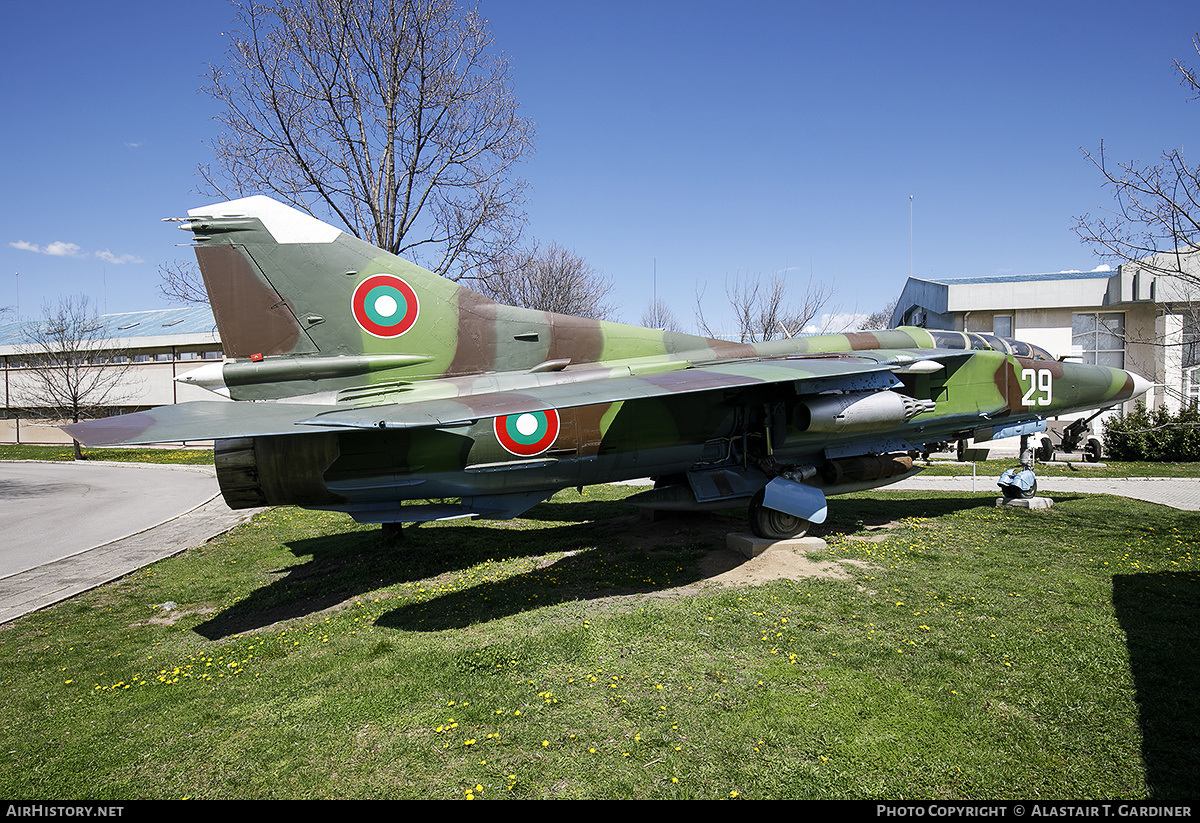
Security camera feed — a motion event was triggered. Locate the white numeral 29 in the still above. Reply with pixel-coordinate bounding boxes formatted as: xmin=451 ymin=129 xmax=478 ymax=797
xmin=1020 ymin=368 xmax=1053 ymax=407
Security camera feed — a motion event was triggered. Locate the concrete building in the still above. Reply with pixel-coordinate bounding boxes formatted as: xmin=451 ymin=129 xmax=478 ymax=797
xmin=892 ymin=258 xmax=1200 ymax=414
xmin=0 ymin=306 xmax=223 ymax=445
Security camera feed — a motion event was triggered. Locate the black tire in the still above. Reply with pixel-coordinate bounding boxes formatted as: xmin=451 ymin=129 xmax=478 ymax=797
xmin=1001 ymin=477 xmax=1037 ymax=499
xmin=956 ymin=439 xmax=967 ymax=461
xmin=1084 ymin=438 xmax=1102 ymax=463
xmin=748 ymin=490 xmax=810 ymax=540
xmin=1036 ymin=438 xmax=1055 ymax=463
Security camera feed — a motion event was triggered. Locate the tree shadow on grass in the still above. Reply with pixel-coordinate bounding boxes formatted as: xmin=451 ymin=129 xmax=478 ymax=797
xmin=1112 ymin=571 xmax=1200 ymax=800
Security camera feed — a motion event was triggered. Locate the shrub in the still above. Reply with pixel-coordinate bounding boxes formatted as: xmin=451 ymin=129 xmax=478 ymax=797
xmin=1104 ymin=401 xmax=1200 ymax=461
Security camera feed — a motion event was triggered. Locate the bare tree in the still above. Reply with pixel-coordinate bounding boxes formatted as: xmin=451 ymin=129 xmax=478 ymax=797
xmin=1073 ymin=140 xmax=1200 ymax=300
xmin=158 ymin=260 xmax=210 ymax=307
xmin=1073 ymin=34 xmax=1200 ymax=403
xmin=641 ymin=298 xmax=682 ymax=332
xmin=859 ymin=296 xmax=900 ymax=330
xmin=472 ymin=241 xmax=618 ymax=320
xmin=1074 ymin=36 xmax=1200 ymax=287
xmin=199 ymin=0 xmax=534 ymax=282
xmin=15 ymin=296 xmax=138 ymax=460
xmin=694 ymin=271 xmax=837 ymax=342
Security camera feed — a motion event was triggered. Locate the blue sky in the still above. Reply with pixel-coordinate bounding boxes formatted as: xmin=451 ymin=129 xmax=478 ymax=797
xmin=2 ymin=0 xmax=1198 ymax=334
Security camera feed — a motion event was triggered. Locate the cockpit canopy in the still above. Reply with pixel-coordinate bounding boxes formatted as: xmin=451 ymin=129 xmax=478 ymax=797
xmin=926 ymin=330 xmax=1055 ymax=361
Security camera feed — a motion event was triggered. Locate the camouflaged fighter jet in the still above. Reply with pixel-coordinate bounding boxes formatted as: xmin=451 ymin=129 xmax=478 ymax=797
xmin=64 ymin=196 xmax=1153 ymax=538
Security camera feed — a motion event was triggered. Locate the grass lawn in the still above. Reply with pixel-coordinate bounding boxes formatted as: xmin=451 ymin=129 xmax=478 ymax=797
xmin=0 ymin=444 xmax=214 ymax=465
xmin=1 ymin=484 xmax=1197 ymax=799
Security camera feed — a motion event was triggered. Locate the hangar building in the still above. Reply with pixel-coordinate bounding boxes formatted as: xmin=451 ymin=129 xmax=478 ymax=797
xmin=0 ymin=306 xmax=222 ymax=445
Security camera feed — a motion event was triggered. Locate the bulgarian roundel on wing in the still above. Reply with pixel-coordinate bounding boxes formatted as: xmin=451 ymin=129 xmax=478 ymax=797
xmin=494 ymin=409 xmax=560 ymax=457
xmin=352 ymin=274 xmax=419 ymax=338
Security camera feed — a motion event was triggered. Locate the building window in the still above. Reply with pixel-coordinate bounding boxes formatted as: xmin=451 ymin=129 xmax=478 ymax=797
xmin=1187 ymin=366 xmax=1200 ymax=403
xmin=1184 ymin=314 xmax=1199 ymax=371
xmin=1072 ymin=312 xmax=1125 ymax=368
xmin=993 ymin=315 xmax=1013 ymax=338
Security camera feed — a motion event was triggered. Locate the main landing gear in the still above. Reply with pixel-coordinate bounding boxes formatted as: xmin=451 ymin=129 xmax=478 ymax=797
xmin=748 ymin=489 xmax=811 ymax=540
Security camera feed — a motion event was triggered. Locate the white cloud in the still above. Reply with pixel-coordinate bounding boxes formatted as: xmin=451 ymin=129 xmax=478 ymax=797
xmin=10 ymin=240 xmax=141 ymax=263
xmin=45 ymin=241 xmax=84 ymax=257
xmin=9 ymin=239 xmax=84 ymax=257
xmin=95 ymin=249 xmax=143 ymax=265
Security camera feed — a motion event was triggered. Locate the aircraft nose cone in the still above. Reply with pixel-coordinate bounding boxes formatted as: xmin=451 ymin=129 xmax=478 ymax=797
xmin=1127 ymin=371 xmax=1153 ymax=399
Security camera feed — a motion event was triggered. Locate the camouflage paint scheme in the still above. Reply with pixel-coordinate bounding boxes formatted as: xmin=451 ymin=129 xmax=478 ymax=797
xmin=65 ymin=197 xmax=1151 ymax=535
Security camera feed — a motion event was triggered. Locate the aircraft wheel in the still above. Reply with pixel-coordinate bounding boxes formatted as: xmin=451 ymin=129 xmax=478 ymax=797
xmin=1036 ymin=438 xmax=1055 ymax=463
xmin=956 ymin=439 xmax=967 ymax=461
xmin=1002 ymin=479 xmax=1037 ymax=499
xmin=748 ymin=490 xmax=810 ymax=540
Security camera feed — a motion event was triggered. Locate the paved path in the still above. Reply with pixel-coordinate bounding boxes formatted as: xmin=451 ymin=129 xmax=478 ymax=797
xmin=890 ymin=473 xmax=1200 ymax=511
xmin=0 ymin=461 xmax=219 ymax=576
xmin=0 ymin=462 xmax=258 ymax=624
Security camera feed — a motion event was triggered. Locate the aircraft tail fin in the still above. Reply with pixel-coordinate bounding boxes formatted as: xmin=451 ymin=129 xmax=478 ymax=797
xmin=181 ymin=196 xmax=467 ymax=397
xmin=181 ymin=195 xmax=696 ymax=401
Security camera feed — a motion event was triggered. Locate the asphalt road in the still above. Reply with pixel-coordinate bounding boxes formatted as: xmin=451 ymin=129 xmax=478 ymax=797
xmin=0 ymin=461 xmax=220 ymax=577
xmin=0 ymin=461 xmax=259 ymax=624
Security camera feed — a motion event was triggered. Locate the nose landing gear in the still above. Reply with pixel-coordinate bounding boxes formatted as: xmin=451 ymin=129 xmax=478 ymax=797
xmin=996 ymin=433 xmax=1050 ymax=506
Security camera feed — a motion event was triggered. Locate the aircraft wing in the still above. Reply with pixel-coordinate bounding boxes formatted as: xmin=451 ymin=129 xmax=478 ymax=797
xmin=302 ymin=354 xmax=910 ymax=430
xmin=61 ymin=400 xmax=355 ymax=446
xmin=64 ymin=351 xmax=960 ymax=446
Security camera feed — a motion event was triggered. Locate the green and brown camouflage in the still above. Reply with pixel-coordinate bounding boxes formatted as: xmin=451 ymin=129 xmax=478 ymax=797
xmin=66 ymin=196 xmax=1152 ymax=537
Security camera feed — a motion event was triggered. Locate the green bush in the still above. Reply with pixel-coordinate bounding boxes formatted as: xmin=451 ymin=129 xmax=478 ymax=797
xmin=1104 ymin=401 xmax=1200 ymax=461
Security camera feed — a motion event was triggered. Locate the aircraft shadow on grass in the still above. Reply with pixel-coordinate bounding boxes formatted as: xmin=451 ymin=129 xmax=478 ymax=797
xmin=192 ymin=493 xmax=994 ymax=638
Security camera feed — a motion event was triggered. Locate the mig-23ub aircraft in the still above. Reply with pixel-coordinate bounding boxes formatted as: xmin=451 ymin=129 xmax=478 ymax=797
xmin=65 ymin=196 xmax=1152 ymax=539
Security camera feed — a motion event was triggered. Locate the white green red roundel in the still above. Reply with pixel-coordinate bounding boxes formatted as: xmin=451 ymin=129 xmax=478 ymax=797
xmin=494 ymin=409 xmax=560 ymax=456
xmin=352 ymin=274 xmax=419 ymax=338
